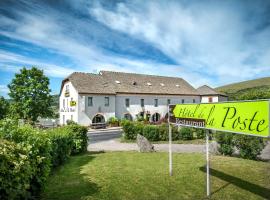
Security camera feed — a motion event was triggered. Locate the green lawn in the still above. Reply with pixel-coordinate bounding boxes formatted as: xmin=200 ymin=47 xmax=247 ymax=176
xmin=41 ymin=152 xmax=270 ymax=200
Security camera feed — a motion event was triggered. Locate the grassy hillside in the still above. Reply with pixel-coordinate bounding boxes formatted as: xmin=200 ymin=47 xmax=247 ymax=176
xmin=216 ymin=77 xmax=270 ymax=93
xmin=216 ymin=77 xmax=270 ymax=101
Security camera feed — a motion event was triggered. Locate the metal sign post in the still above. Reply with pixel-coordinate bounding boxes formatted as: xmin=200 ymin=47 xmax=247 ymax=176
xmin=206 ymin=130 xmax=210 ymax=197
xmin=169 ymin=122 xmax=172 ymax=176
xmin=168 ymin=105 xmax=173 ymax=176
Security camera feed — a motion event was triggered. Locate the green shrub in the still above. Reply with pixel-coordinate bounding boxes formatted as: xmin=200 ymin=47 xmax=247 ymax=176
xmin=0 ymin=119 xmax=52 ymax=196
xmin=108 ymin=117 xmax=119 ymax=127
xmin=159 ymin=124 xmax=180 ymax=141
xmin=143 ymin=125 xmax=160 ymax=141
xmin=122 ymin=121 xmax=136 ymax=140
xmin=65 ymin=124 xmax=88 ymax=154
xmin=0 ymin=139 xmax=32 ymax=200
xmin=47 ymin=127 xmax=73 ymax=167
xmin=234 ymin=135 xmax=265 ymax=160
xmin=66 ymin=120 xmax=77 ymax=125
xmin=195 ymin=128 xmax=205 ymax=139
xmin=179 ymin=127 xmax=193 ymax=140
xmin=214 ymin=132 xmax=234 ymax=156
xmin=134 ymin=122 xmax=144 ymax=136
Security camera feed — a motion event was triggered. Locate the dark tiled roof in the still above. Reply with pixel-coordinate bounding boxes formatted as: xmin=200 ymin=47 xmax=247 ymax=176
xmin=62 ymin=71 xmax=200 ymax=95
xmin=197 ymin=85 xmax=227 ymax=96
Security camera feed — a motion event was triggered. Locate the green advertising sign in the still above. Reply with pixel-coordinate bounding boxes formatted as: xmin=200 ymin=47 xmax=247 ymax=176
xmin=170 ymin=100 xmax=269 ymax=137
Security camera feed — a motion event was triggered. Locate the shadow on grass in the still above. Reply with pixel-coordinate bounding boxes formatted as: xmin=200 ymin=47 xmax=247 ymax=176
xmin=199 ymin=166 xmax=270 ymax=199
xmin=42 ymin=152 xmax=105 ymax=200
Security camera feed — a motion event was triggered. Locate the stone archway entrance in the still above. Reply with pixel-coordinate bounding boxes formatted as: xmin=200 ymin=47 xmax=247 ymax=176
xmin=92 ymin=114 xmax=105 ymax=124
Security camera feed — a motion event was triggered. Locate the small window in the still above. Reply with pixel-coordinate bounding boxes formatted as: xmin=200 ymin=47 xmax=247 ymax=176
xmin=125 ymin=98 xmax=130 ymax=107
xmin=141 ymin=99 xmax=144 ymax=107
xmin=167 ymin=99 xmax=171 ymax=105
xmin=209 ymin=97 xmax=213 ymax=103
xmin=71 ymin=115 xmax=73 ymax=121
xmin=193 ymin=99 xmax=195 ymax=103
xmin=182 ymin=99 xmax=185 ymax=104
xmin=154 ymin=99 xmax=158 ymax=107
xmin=66 ymin=85 xmax=69 ymax=91
xmin=105 ymin=97 xmax=109 ymax=107
xmin=88 ymin=97 xmax=93 ymax=106
xmin=63 ymin=99 xmax=65 ymax=107
xmin=63 ymin=115 xmax=65 ymax=125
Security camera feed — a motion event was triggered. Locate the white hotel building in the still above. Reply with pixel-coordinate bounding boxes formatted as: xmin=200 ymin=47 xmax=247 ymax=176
xmin=59 ymin=71 xmax=227 ymax=126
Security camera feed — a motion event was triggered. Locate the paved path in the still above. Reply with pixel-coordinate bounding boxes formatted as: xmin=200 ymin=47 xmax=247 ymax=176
xmin=87 ymin=129 xmax=205 ymax=153
xmin=87 ymin=129 xmax=270 ymax=160
xmin=88 ymin=140 xmax=205 ymax=153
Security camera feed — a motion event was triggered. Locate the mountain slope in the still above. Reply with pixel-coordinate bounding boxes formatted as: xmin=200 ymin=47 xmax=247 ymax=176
xmin=216 ymin=77 xmax=270 ymax=93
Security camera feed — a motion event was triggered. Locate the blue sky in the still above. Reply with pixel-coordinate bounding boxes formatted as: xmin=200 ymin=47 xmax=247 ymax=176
xmin=0 ymin=0 xmax=270 ymax=98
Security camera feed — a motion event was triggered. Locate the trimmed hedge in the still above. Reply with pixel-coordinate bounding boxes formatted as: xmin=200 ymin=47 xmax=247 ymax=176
xmin=47 ymin=127 xmax=73 ymax=167
xmin=179 ymin=127 xmax=193 ymax=140
xmin=122 ymin=122 xmax=206 ymax=141
xmin=143 ymin=125 xmax=160 ymax=141
xmin=65 ymin=124 xmax=88 ymax=155
xmin=0 ymin=139 xmax=32 ymax=200
xmin=0 ymin=119 xmax=88 ymax=199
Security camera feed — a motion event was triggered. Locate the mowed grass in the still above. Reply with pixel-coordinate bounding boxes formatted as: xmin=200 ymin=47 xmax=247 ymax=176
xmin=41 ymin=152 xmax=270 ymax=200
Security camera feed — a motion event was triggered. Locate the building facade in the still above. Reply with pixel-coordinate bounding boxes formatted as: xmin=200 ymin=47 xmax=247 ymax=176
xmin=197 ymin=85 xmax=228 ymax=103
xmin=59 ymin=71 xmax=227 ymax=126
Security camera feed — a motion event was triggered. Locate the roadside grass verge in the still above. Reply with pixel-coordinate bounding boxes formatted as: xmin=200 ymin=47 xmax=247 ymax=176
xmin=41 ymin=152 xmax=270 ymax=200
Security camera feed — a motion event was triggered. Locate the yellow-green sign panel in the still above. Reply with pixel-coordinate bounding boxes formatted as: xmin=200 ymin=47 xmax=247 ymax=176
xmin=172 ymin=100 xmax=269 ymax=137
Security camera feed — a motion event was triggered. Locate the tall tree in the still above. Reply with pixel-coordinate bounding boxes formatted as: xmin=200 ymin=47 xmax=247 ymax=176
xmin=0 ymin=96 xmax=9 ymax=120
xmin=8 ymin=67 xmax=53 ymax=122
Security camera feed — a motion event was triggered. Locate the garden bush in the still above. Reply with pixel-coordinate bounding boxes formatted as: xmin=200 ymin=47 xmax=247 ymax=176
xmin=159 ymin=123 xmax=180 ymax=141
xmin=179 ymin=127 xmax=193 ymax=140
xmin=214 ymin=131 xmax=234 ymax=156
xmin=0 ymin=119 xmax=52 ymax=196
xmin=195 ymin=128 xmax=205 ymax=139
xmin=47 ymin=127 xmax=73 ymax=167
xmin=122 ymin=121 xmax=144 ymax=140
xmin=0 ymin=119 xmax=89 ymax=199
xmin=234 ymin=135 xmax=265 ymax=160
xmin=143 ymin=125 xmax=160 ymax=141
xmin=0 ymin=139 xmax=32 ymax=200
xmin=64 ymin=124 xmax=88 ymax=155
xmin=108 ymin=117 xmax=120 ymax=127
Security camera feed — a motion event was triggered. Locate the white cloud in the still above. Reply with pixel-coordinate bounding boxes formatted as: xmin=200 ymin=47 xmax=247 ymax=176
xmin=90 ymin=1 xmax=270 ymax=86
xmin=0 ymin=50 xmax=75 ymax=78
xmin=1 ymin=0 xmax=269 ymax=89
